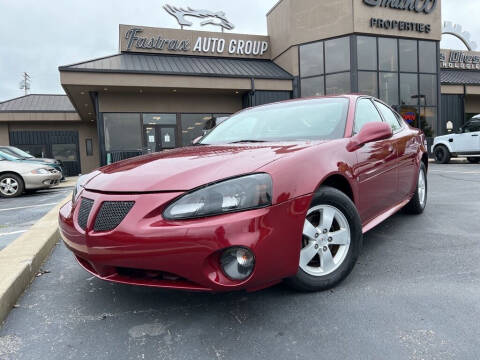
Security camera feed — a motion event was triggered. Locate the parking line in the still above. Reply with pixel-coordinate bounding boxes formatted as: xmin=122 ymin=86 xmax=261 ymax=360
xmin=0 ymin=203 xmax=59 ymax=212
xmin=0 ymin=230 xmax=27 ymax=237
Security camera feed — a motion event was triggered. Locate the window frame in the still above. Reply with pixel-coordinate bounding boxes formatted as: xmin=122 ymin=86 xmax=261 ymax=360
xmin=353 ymin=97 xmax=385 ymax=136
xmin=373 ymin=100 xmax=405 ymax=134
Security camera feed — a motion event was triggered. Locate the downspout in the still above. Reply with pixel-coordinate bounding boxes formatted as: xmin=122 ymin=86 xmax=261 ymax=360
xmin=250 ymin=78 xmax=256 ymax=107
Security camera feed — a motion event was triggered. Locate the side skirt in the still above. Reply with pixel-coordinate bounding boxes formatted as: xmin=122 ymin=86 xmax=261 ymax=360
xmin=362 ymin=198 xmax=411 ymax=234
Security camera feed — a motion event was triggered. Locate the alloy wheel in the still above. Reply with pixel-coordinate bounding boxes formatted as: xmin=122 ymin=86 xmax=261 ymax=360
xmin=418 ymin=168 xmax=426 ymax=207
xmin=300 ymin=205 xmax=351 ymax=277
xmin=0 ymin=177 xmax=19 ymax=196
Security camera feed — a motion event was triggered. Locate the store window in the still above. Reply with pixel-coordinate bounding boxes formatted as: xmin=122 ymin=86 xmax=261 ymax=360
xmin=301 ymin=76 xmax=325 ymax=97
xmin=326 ymin=72 xmax=350 ymax=95
xmin=400 ymin=73 xmax=419 ymax=105
xmin=358 ymin=72 xmax=377 ymax=97
xmin=52 ymin=144 xmax=77 ymax=162
xmin=104 ymin=113 xmax=142 ymax=151
xmin=357 ymin=36 xmax=377 ymax=71
xmin=325 ymin=37 xmax=350 ymax=73
xmin=419 ymin=74 xmax=437 ymax=106
xmin=419 ymin=41 xmax=437 ymax=73
xmin=379 ymin=73 xmax=399 ymax=106
xmin=143 ymin=114 xmax=177 ymax=125
xmin=181 ymin=114 xmax=230 ymax=146
xmin=379 ymin=38 xmax=398 ymax=72
xmin=300 ymin=41 xmax=324 ymax=78
xmin=399 ymin=39 xmax=418 ymax=72
xmin=17 ymin=145 xmax=47 ymax=158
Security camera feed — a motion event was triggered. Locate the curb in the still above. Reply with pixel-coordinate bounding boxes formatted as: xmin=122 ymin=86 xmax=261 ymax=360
xmin=0 ymin=194 xmax=72 ymax=325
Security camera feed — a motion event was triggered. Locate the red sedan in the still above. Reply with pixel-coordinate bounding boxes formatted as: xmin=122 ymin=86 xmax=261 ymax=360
xmin=59 ymin=95 xmax=428 ymax=292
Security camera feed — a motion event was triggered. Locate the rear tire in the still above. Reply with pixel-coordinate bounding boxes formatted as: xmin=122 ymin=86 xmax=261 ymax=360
xmin=467 ymin=157 xmax=480 ymax=164
xmin=285 ymin=186 xmax=362 ymax=292
xmin=404 ymin=162 xmax=427 ymax=215
xmin=0 ymin=173 xmax=24 ymax=198
xmin=434 ymin=145 xmax=451 ymax=164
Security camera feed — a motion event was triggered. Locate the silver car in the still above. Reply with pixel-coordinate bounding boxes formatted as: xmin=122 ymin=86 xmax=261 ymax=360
xmin=0 ymin=154 xmax=62 ymax=198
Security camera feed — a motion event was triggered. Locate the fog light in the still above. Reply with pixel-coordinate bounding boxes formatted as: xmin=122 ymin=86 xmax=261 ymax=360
xmin=220 ymin=247 xmax=255 ymax=281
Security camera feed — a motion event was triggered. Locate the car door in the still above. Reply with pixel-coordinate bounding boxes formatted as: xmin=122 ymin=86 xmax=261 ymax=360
xmin=353 ymin=98 xmax=398 ymax=223
xmin=454 ymin=121 xmax=480 ymax=153
xmin=374 ymin=101 xmax=416 ymax=201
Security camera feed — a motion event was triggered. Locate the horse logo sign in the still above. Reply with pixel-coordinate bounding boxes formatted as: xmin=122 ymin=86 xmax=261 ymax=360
xmin=163 ymin=5 xmax=235 ymax=32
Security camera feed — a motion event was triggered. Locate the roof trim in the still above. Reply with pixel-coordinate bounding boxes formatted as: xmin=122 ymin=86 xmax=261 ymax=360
xmin=59 ymin=52 xmax=294 ymax=80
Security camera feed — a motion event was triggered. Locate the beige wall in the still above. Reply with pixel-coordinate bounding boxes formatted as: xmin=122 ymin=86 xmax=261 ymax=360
xmin=268 ymin=0 xmax=354 ymax=59
xmin=0 ymin=123 xmax=8 ymax=145
xmin=7 ymin=122 xmax=99 ymax=174
xmin=465 ymin=95 xmax=480 ymax=114
xmin=273 ymin=46 xmax=299 ymax=76
xmin=98 ymin=92 xmax=243 ymax=114
xmin=267 ymin=0 xmax=442 ymax=59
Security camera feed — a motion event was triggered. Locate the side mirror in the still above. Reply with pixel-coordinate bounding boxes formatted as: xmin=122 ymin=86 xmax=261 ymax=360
xmin=459 ymin=127 xmax=463 ymax=133
xmin=347 ymin=122 xmax=393 ymax=152
xmin=192 ymin=136 xmax=202 ymax=145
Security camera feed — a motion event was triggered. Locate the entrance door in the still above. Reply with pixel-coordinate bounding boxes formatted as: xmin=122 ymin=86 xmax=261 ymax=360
xmin=143 ymin=125 xmax=177 ymax=153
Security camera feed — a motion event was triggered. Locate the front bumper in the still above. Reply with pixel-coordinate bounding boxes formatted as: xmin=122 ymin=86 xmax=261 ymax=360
xmin=23 ymin=172 xmax=62 ymax=190
xmin=59 ymin=189 xmax=311 ymax=292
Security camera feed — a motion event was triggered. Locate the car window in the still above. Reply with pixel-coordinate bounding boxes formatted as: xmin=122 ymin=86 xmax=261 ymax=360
xmin=354 ymin=99 xmax=383 ymax=134
xmin=375 ymin=101 xmax=402 ymax=132
xmin=465 ymin=121 xmax=480 ymax=133
xmin=200 ymin=98 xmax=349 ymax=144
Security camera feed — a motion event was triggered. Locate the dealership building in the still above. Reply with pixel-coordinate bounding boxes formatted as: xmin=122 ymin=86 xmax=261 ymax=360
xmin=1 ymin=0 xmax=479 ymax=176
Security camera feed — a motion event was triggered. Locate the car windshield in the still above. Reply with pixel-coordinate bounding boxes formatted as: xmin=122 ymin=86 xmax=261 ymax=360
xmin=200 ymin=97 xmax=349 ymax=145
xmin=4 ymin=147 xmax=34 ymax=159
xmin=0 ymin=150 xmax=20 ymax=161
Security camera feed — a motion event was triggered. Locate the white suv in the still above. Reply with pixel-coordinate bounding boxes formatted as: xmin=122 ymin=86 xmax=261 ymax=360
xmin=432 ymin=116 xmax=480 ymax=164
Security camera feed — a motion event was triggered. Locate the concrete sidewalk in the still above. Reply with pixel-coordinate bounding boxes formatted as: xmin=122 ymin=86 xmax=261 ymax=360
xmin=0 ymin=194 xmax=71 ymax=325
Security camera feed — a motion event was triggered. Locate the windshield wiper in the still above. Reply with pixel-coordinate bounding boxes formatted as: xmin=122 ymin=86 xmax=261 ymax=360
xmin=229 ymin=140 xmax=266 ymax=144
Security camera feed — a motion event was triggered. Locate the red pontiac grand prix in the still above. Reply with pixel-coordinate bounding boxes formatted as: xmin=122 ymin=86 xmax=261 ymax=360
xmin=59 ymin=95 xmax=428 ymax=292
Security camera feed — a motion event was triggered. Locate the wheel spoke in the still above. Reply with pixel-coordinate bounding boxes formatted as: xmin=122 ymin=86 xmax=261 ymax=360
xmin=320 ymin=247 xmax=334 ymax=272
xmin=303 ymin=220 xmax=318 ymax=240
xmin=329 ymin=228 xmax=350 ymax=245
xmin=300 ymin=242 xmax=318 ymax=268
xmin=321 ymin=207 xmax=336 ymax=231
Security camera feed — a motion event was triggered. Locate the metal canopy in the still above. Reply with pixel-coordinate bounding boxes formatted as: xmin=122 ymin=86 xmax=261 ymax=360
xmin=0 ymin=94 xmax=76 ymax=113
xmin=59 ymin=53 xmax=293 ymax=80
xmin=441 ymin=70 xmax=480 ymax=86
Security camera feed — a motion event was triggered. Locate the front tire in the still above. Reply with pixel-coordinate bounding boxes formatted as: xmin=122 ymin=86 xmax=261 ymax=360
xmin=404 ymin=162 xmax=427 ymax=215
xmin=434 ymin=145 xmax=451 ymax=164
xmin=467 ymin=157 xmax=480 ymax=164
xmin=0 ymin=173 xmax=24 ymax=198
xmin=286 ymin=186 xmax=362 ymax=292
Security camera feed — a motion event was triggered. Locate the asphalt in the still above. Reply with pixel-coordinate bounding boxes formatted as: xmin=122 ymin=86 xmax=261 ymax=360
xmin=1 ymin=163 xmax=480 ymax=360
xmin=0 ymin=186 xmax=74 ymax=250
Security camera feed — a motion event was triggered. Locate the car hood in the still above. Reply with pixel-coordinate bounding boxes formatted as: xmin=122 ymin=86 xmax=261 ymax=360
xmin=84 ymin=142 xmax=321 ymax=193
xmin=0 ymin=160 xmax=51 ymax=174
xmin=24 ymin=158 xmax=58 ymax=164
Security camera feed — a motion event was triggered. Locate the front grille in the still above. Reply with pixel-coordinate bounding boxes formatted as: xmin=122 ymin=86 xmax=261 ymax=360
xmin=93 ymin=201 xmax=135 ymax=232
xmin=78 ymin=198 xmax=94 ymax=230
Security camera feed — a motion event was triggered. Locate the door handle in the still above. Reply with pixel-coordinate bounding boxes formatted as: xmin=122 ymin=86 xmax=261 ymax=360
xmin=472 ymin=134 xmax=479 ymax=137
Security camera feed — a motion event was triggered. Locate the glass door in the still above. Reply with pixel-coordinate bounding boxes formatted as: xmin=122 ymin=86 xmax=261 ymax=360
xmin=143 ymin=125 xmax=177 ymax=153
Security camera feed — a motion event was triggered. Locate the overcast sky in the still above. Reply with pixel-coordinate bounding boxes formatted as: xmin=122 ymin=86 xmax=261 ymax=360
xmin=0 ymin=0 xmax=478 ymax=101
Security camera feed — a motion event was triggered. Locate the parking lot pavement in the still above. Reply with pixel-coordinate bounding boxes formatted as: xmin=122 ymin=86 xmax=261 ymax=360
xmin=0 ymin=187 xmax=73 ymax=250
xmin=1 ymin=163 xmax=480 ymax=360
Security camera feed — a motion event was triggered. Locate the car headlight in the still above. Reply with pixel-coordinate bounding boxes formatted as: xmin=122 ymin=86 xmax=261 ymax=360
xmin=72 ymin=174 xmax=90 ymax=204
xmin=163 ymin=173 xmax=273 ymax=220
xmin=31 ymin=168 xmax=50 ymax=175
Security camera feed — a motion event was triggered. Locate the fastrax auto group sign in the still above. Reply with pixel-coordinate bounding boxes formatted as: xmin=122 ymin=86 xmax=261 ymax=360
xmin=119 ymin=25 xmax=270 ymax=59
xmin=363 ymin=0 xmax=438 ymax=14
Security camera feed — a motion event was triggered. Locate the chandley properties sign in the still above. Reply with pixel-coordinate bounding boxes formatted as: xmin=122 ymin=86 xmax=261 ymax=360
xmin=119 ymin=25 xmax=270 ymax=59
